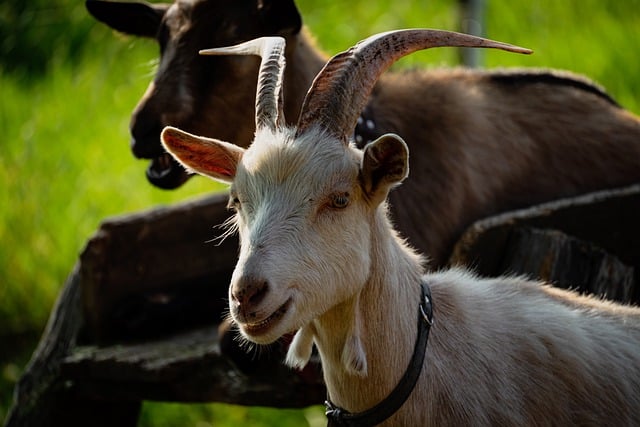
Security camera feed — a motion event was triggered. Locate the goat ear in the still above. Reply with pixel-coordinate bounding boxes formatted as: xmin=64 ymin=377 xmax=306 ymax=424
xmin=361 ymin=134 xmax=409 ymax=204
xmin=161 ymin=126 xmax=244 ymax=184
xmin=257 ymin=0 xmax=302 ymax=35
xmin=86 ymin=0 xmax=168 ymax=38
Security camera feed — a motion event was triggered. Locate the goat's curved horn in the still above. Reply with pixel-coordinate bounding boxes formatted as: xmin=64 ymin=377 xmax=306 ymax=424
xmin=295 ymin=29 xmax=532 ymax=142
xmin=200 ymin=36 xmax=286 ymax=131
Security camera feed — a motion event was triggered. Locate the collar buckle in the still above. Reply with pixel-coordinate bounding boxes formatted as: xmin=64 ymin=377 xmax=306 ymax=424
xmin=420 ymin=293 xmax=434 ymax=326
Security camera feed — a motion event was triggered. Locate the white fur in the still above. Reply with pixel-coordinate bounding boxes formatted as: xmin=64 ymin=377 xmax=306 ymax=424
xmin=221 ymin=131 xmax=640 ymax=425
xmin=286 ymin=324 xmax=314 ymax=369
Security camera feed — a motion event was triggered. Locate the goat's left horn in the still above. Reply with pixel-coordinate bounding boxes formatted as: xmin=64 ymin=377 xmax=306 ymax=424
xmin=200 ymin=36 xmax=286 ymax=131
xmin=295 ymin=29 xmax=532 ymax=142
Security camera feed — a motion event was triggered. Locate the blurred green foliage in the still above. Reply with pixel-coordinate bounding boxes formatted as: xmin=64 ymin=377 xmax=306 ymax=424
xmin=1 ymin=0 xmax=639 ymax=425
xmin=0 ymin=0 xmax=95 ymax=77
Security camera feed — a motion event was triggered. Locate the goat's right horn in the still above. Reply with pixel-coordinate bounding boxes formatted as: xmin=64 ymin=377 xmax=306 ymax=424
xmin=295 ymin=29 xmax=532 ymax=142
xmin=200 ymin=36 xmax=286 ymax=131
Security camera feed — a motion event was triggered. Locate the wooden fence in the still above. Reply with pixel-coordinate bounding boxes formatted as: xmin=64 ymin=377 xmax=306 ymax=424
xmin=5 ymin=184 xmax=639 ymax=427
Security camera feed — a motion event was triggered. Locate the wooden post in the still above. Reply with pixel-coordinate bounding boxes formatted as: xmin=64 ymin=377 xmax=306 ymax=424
xmin=459 ymin=0 xmax=486 ymax=67
xmin=79 ymin=193 xmax=237 ymax=343
xmin=4 ymin=267 xmax=142 ymax=427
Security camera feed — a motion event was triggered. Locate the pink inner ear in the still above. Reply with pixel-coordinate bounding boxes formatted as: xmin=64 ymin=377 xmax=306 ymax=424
xmin=163 ymin=130 xmax=238 ymax=179
xmin=202 ymin=152 xmax=237 ymax=178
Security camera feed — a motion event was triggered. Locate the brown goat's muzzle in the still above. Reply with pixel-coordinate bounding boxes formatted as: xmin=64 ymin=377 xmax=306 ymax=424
xmin=146 ymin=153 xmax=192 ymax=189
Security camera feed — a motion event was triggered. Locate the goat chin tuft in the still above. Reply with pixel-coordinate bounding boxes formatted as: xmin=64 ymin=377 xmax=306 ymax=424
xmin=285 ymin=324 xmax=315 ymax=369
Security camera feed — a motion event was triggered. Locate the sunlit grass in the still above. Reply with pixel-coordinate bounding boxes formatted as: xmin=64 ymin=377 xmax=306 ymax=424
xmin=2 ymin=0 xmax=639 ymax=425
xmin=138 ymin=402 xmax=326 ymax=427
xmin=0 ymin=43 xmax=221 ymax=336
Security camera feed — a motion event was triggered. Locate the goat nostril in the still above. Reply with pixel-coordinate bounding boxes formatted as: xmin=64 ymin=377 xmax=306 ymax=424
xmin=233 ymin=279 xmax=269 ymax=310
xmin=248 ymin=282 xmax=269 ymax=306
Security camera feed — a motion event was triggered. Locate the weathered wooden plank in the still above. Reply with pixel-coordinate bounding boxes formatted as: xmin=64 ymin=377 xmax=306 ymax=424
xmin=5 ymin=266 xmax=142 ymax=427
xmin=450 ymin=184 xmax=640 ymax=302
xmin=451 ymin=184 xmax=640 ymax=268
xmin=59 ymin=325 xmax=325 ymax=407
xmin=79 ymin=193 xmax=237 ymax=342
xmin=6 ymin=266 xmax=324 ymax=427
xmin=498 ymin=227 xmax=635 ymax=301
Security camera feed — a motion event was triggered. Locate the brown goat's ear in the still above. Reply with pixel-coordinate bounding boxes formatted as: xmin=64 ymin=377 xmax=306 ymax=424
xmin=161 ymin=126 xmax=244 ymax=184
xmin=361 ymin=134 xmax=409 ymax=204
xmin=85 ymin=0 xmax=168 ymax=38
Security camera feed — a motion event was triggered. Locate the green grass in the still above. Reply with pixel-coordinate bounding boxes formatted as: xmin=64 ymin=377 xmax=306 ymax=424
xmin=0 ymin=42 xmax=222 ymax=337
xmin=2 ymin=0 xmax=639 ymax=425
xmin=138 ymin=403 xmax=326 ymax=427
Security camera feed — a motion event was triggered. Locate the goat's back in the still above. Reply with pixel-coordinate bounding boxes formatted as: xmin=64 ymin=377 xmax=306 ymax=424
xmin=370 ymin=68 xmax=640 ymax=266
xmin=413 ymin=268 xmax=640 ymax=426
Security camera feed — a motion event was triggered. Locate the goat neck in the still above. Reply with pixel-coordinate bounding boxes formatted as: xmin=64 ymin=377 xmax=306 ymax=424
xmin=311 ymin=204 xmax=427 ymax=415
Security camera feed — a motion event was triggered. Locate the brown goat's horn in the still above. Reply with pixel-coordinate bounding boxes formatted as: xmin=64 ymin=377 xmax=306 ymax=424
xmin=200 ymin=36 xmax=286 ymax=131
xmin=295 ymin=29 xmax=532 ymax=142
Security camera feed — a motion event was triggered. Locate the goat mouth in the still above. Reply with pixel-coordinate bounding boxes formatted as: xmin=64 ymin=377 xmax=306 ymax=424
xmin=146 ymin=153 xmax=191 ymax=189
xmin=243 ymin=298 xmax=292 ymax=337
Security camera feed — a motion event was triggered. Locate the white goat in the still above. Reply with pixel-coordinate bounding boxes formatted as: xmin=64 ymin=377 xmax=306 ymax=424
xmin=161 ymin=31 xmax=640 ymax=425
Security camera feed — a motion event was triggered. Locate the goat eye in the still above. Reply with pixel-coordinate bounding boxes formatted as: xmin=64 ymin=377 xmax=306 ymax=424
xmin=228 ymin=196 xmax=241 ymax=210
xmin=330 ymin=193 xmax=350 ymax=209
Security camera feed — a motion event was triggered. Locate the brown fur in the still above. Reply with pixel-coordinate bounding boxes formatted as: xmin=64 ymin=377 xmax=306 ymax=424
xmin=374 ymin=68 xmax=640 ymax=265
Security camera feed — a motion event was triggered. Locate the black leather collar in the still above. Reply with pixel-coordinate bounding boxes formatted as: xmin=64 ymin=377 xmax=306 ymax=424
xmin=325 ymin=280 xmax=434 ymax=426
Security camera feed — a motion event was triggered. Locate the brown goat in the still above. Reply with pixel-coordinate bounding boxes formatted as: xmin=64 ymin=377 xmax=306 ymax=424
xmin=87 ymin=0 xmax=640 ymax=267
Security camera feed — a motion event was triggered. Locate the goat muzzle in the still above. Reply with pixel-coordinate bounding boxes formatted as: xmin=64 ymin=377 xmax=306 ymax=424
xmin=146 ymin=153 xmax=191 ymax=189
